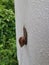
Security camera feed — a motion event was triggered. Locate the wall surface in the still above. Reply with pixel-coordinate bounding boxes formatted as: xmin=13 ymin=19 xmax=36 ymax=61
xmin=15 ymin=0 xmax=49 ymax=65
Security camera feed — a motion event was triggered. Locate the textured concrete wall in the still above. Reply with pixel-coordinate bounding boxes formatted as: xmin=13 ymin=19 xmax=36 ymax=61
xmin=15 ymin=0 xmax=49 ymax=65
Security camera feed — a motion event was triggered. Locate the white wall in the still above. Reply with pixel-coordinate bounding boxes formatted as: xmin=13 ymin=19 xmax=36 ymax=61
xmin=15 ymin=0 xmax=49 ymax=65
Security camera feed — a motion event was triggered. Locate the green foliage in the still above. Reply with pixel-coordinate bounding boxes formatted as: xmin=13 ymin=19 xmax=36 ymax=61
xmin=0 ymin=0 xmax=18 ymax=65
xmin=0 ymin=0 xmax=14 ymax=11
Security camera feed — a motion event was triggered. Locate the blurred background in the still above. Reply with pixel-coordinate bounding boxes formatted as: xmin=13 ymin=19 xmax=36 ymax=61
xmin=0 ymin=0 xmax=18 ymax=65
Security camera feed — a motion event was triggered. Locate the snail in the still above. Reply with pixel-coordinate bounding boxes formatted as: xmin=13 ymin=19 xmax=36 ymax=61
xmin=19 ymin=26 xmax=27 ymax=47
